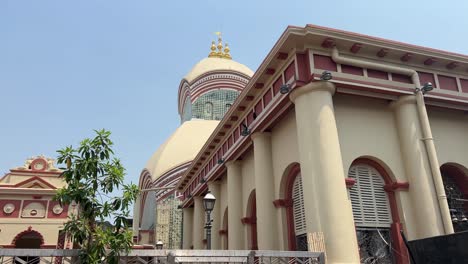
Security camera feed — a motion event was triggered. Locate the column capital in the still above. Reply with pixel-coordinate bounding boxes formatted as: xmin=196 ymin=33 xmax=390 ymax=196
xmin=251 ymin=131 xmax=271 ymax=141
xmin=207 ymin=181 xmax=221 ymax=188
xmin=389 ymin=95 xmax=417 ymax=110
xmin=225 ymin=160 xmax=242 ymax=168
xmin=290 ymin=81 xmax=335 ymax=103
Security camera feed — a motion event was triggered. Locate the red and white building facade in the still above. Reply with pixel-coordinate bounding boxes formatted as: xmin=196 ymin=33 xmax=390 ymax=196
xmin=177 ymin=25 xmax=468 ymax=264
xmin=0 ymin=156 xmax=73 ymax=249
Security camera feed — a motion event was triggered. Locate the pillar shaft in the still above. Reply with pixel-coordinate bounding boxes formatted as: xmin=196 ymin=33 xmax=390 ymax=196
xmin=251 ymin=132 xmax=279 ymax=250
xmin=290 ymin=81 xmax=360 ymax=264
xmin=208 ymin=182 xmax=221 ymax=249
xmin=192 ymin=196 xmax=205 ymax=249
xmin=226 ymin=160 xmax=244 ymax=249
xmin=391 ymin=96 xmax=444 ymax=239
xmin=182 ymin=207 xmax=194 ymax=249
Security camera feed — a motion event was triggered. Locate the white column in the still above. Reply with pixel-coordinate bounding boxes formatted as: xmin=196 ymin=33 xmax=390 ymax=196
xmin=290 ymin=81 xmax=360 ymax=264
xmin=182 ymin=207 xmax=194 ymax=249
xmin=192 ymin=196 xmax=205 ymax=249
xmin=391 ymin=95 xmax=445 ymax=239
xmin=132 ymin=195 xmax=141 ymax=238
xmin=251 ymin=132 xmax=279 ymax=250
xmin=226 ymin=160 xmax=244 ymax=249
xmin=208 ymin=182 xmax=221 ymax=249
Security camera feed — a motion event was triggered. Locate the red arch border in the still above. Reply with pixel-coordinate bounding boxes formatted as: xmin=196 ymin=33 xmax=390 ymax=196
xmin=283 ymin=163 xmax=301 ymax=251
xmin=351 ymin=158 xmax=409 ymax=264
xmin=11 ymin=226 xmax=45 ymax=246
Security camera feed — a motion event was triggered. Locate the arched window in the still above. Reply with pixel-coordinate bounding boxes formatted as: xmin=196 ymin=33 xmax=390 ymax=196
xmin=348 ymin=164 xmax=394 ymax=264
xmin=292 ymin=174 xmax=307 ymax=251
xmin=283 ymin=164 xmax=308 ymax=251
xmin=440 ymin=164 xmax=468 ymax=232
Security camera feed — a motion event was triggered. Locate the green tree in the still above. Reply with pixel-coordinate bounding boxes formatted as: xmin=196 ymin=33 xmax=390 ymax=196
xmin=55 ymin=129 xmax=139 ymax=264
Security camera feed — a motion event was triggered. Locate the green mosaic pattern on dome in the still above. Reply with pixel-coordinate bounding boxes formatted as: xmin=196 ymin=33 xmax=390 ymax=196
xmin=182 ymin=89 xmax=238 ymax=122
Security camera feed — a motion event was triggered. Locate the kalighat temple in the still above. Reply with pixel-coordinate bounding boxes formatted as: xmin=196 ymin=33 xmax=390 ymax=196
xmin=0 ymin=24 xmax=467 ymax=264
xmin=135 ymin=25 xmax=468 ymax=264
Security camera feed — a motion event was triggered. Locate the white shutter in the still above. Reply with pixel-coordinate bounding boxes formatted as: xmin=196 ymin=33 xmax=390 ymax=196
xmin=349 ymin=165 xmax=392 ymax=228
xmin=292 ymin=173 xmax=307 ymax=235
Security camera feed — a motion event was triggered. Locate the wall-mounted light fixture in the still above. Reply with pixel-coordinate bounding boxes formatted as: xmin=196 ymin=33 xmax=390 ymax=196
xmin=320 ymin=71 xmax=333 ymax=81
xmin=415 ymin=82 xmax=433 ymax=94
xmin=280 ymin=84 xmax=291 ymax=94
xmin=241 ymin=123 xmax=250 ymax=136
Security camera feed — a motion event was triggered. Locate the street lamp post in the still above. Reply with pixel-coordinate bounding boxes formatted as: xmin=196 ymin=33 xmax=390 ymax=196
xmin=203 ymin=191 xmax=216 ymax=250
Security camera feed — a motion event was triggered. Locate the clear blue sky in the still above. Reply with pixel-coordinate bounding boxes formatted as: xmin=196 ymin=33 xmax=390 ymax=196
xmin=1 ymin=1 xmax=467 ymax=190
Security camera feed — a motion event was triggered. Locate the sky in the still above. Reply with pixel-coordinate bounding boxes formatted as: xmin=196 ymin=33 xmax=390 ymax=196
xmin=1 ymin=1 xmax=467 ymax=193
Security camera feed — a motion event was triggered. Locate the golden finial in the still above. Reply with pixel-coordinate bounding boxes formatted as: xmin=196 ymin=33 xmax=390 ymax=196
xmin=223 ymin=43 xmax=232 ymax=60
xmin=217 ymin=37 xmax=223 ymax=57
xmin=208 ymin=41 xmax=217 ymax=57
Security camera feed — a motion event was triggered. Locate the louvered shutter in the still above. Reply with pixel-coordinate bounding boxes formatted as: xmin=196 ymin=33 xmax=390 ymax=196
xmin=349 ymin=165 xmax=392 ymax=228
xmin=292 ymin=173 xmax=307 ymax=235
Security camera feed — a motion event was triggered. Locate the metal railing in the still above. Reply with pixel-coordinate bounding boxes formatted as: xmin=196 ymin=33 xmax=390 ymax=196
xmin=0 ymin=249 xmax=324 ymax=264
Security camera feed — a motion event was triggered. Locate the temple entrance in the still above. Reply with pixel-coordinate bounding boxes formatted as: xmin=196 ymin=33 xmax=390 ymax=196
xmin=13 ymin=229 xmax=43 ymax=264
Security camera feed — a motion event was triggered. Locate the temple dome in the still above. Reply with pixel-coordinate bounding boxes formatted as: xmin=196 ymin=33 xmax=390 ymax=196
xmin=145 ymin=120 xmax=219 ymax=180
xmin=183 ymin=57 xmax=253 ymax=83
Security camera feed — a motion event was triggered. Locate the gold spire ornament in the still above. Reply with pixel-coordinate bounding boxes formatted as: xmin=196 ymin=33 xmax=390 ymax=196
xmin=216 ymin=36 xmax=223 ymax=57
xmin=207 ymin=32 xmax=232 ymax=59
xmin=223 ymin=43 xmax=232 ymax=59
xmin=208 ymin=41 xmax=217 ymax=57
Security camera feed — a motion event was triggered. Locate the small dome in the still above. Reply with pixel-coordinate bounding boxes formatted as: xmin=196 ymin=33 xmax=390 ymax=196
xmin=145 ymin=120 xmax=219 ymax=180
xmin=183 ymin=57 xmax=253 ymax=83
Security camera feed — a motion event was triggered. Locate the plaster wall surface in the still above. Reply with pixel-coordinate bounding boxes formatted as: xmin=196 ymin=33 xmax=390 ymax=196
xmin=429 ymin=107 xmax=468 ymax=169
xmin=333 ymin=94 xmax=415 ymax=236
xmin=219 ymin=176 xmax=228 ymax=229
xmin=270 ymin=109 xmax=299 ymax=250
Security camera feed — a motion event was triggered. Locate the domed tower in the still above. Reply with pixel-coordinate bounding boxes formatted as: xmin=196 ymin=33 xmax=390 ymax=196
xmin=134 ymin=35 xmax=253 ymax=248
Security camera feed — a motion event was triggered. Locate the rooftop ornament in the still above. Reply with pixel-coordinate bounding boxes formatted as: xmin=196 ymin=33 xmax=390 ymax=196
xmin=208 ymin=32 xmax=232 ymax=60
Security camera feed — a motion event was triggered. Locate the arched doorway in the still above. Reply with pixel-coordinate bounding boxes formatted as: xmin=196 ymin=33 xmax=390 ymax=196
xmin=246 ymin=190 xmax=258 ymax=250
xmin=440 ymin=163 xmax=468 ymax=232
xmin=348 ymin=158 xmax=408 ymax=264
xmin=12 ymin=228 xmax=44 ymax=264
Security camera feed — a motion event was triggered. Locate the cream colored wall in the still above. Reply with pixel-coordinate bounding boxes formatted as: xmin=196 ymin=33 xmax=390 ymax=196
xmin=333 ymin=93 xmax=414 ymax=234
xmin=0 ymin=221 xmax=64 ymax=245
xmin=0 ymin=191 xmax=68 ymax=247
xmin=270 ymin=109 xmax=299 ymax=250
xmin=240 ymin=149 xmax=255 ymax=249
xmin=428 ymin=107 xmax=468 ymax=169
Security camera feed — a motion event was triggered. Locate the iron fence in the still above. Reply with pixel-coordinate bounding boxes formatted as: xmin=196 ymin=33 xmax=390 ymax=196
xmin=0 ymin=249 xmax=324 ymax=264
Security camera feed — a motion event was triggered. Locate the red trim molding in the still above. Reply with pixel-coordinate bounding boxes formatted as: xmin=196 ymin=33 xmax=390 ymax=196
xmin=345 ymin=177 xmax=356 ymax=188
xmin=241 ymin=217 xmax=252 ymax=225
xmin=12 ymin=226 xmax=45 ymax=246
xmin=384 ymin=182 xmax=410 ymax=192
xmin=273 ymin=199 xmax=293 ymax=208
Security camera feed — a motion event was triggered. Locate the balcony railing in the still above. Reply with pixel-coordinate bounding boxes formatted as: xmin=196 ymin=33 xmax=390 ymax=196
xmin=0 ymin=249 xmax=325 ymax=264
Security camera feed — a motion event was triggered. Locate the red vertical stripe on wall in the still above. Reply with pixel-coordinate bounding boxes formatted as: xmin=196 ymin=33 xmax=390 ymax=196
xmin=284 ymin=62 xmax=295 ymax=82
xmin=313 ymin=54 xmax=337 ymax=71
xmin=418 ymin=72 xmax=436 ymax=88
xmin=438 ymin=75 xmax=458 ymax=91
xmin=341 ymin=64 xmax=364 ymax=76
xmin=272 ymin=77 xmax=283 ymax=96
xmin=392 ymin=73 xmax=412 ymax=84
xmin=263 ymin=89 xmax=273 ymax=106
xmin=460 ymin=79 xmax=468 ymax=93
xmin=296 ymin=53 xmax=309 ymax=81
xmin=367 ymin=69 xmax=388 ymax=80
